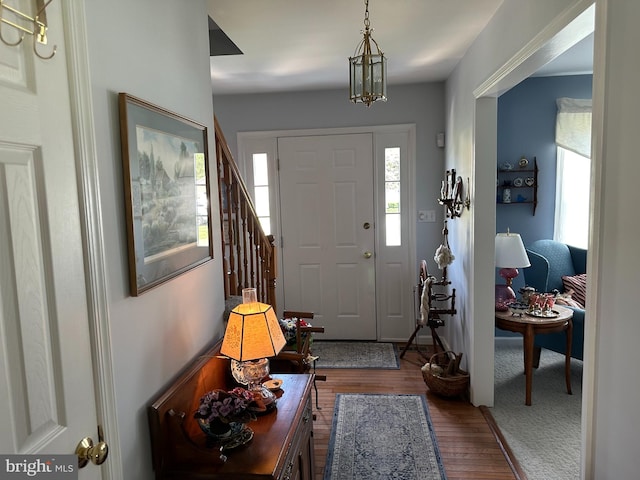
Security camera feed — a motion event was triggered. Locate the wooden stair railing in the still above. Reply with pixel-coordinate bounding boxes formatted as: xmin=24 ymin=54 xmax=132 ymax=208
xmin=214 ymin=117 xmax=277 ymax=309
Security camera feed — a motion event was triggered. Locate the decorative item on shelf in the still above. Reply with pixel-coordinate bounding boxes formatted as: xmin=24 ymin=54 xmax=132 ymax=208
xmin=513 ymin=177 xmax=524 ymax=187
xmin=518 ymin=156 xmax=529 ymax=168
xmin=194 ymin=387 xmax=257 ymax=450
xmin=0 ymin=0 xmax=57 ymax=59
xmin=221 ymin=288 xmax=287 ymax=412
xmin=525 ymin=177 xmax=535 ymax=186
xmin=349 ymin=0 xmax=387 ymax=106
xmin=438 ymin=168 xmax=470 ymax=219
xmin=495 ymin=230 xmax=531 ymax=311
xmin=502 ymin=188 xmax=512 ymax=203
xmin=501 ymin=162 xmax=513 ymax=170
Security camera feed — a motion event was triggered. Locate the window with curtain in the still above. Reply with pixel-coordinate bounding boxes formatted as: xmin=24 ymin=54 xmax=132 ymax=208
xmin=554 ymin=97 xmax=592 ymax=249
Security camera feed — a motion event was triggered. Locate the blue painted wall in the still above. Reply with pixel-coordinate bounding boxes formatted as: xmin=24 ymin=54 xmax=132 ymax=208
xmin=496 ymin=74 xmax=592 ymax=295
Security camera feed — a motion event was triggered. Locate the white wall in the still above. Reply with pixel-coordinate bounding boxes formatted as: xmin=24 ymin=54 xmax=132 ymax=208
xmin=447 ymin=0 xmax=640 ymax=477
xmin=84 ymin=1 xmax=225 ymax=478
xmin=213 ymin=83 xmax=447 ymax=293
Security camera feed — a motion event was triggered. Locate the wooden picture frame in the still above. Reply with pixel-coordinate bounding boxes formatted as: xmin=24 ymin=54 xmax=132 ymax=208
xmin=118 ymin=93 xmax=213 ymax=296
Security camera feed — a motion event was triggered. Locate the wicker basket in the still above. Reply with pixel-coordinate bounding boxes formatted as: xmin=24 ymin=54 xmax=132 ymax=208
xmin=422 ymin=351 xmax=469 ymax=398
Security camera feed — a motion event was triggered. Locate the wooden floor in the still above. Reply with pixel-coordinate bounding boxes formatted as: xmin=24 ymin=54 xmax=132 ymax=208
xmin=311 ymin=347 xmax=517 ymax=480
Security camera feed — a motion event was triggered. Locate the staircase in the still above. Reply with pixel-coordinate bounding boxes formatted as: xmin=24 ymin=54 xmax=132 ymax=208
xmin=214 ymin=117 xmax=277 ymax=309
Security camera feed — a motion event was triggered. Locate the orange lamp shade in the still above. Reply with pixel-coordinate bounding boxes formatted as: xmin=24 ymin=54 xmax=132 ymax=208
xmin=220 ymin=302 xmax=286 ymax=361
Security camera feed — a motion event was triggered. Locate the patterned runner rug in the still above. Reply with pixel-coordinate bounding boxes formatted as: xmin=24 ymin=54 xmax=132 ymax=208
xmin=312 ymin=341 xmax=399 ymax=369
xmin=324 ymin=394 xmax=447 ymax=480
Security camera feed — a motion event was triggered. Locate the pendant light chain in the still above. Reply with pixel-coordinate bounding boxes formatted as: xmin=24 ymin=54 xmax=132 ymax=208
xmin=363 ymin=0 xmax=370 ymax=31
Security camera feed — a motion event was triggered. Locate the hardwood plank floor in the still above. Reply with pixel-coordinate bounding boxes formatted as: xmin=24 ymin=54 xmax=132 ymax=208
xmin=311 ymin=347 xmax=517 ymax=480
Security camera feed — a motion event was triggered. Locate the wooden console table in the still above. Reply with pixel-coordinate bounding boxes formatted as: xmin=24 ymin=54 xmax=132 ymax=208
xmin=148 ymin=339 xmax=315 ymax=480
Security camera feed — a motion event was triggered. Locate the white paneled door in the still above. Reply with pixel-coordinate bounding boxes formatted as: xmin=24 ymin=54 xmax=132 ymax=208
xmin=278 ymin=134 xmax=376 ymax=339
xmin=0 ymin=2 xmax=102 ymax=478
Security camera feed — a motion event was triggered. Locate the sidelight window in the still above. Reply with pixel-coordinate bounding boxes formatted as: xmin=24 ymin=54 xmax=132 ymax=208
xmin=252 ymin=153 xmax=271 ymax=235
xmin=385 ymin=147 xmax=401 ymax=246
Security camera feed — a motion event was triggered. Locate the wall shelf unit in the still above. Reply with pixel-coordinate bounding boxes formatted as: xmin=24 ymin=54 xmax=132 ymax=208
xmin=497 ymin=157 xmax=538 ymax=215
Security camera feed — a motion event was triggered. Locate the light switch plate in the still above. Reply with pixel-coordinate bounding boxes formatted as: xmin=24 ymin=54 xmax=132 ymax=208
xmin=418 ymin=210 xmax=436 ymax=222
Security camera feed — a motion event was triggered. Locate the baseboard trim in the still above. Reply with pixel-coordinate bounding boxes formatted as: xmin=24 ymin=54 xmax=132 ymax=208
xmin=479 ymin=406 xmax=528 ymax=480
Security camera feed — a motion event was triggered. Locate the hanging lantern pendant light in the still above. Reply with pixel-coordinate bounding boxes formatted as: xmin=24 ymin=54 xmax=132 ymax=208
xmin=349 ymin=0 xmax=387 ymax=106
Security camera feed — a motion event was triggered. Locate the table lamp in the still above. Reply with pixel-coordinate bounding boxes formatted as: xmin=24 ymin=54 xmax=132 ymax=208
xmin=221 ymin=288 xmax=286 ymax=410
xmin=495 ymin=230 xmax=530 ymax=310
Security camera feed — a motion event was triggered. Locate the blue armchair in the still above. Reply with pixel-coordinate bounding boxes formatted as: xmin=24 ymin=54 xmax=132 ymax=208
xmin=522 ymin=239 xmax=586 ymax=363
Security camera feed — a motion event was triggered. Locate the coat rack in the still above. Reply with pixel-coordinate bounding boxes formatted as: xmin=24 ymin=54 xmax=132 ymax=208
xmin=0 ymin=0 xmax=56 ymax=60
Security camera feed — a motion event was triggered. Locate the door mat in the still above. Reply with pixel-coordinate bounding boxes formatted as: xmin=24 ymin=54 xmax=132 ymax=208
xmin=312 ymin=341 xmax=399 ymax=369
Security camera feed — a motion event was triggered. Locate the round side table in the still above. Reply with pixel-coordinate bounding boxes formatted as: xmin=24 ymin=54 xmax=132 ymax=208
xmin=495 ymin=304 xmax=573 ymax=406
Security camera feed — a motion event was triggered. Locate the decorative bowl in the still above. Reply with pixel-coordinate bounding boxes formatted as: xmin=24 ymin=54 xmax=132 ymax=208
xmin=508 ymin=302 xmax=529 ymax=316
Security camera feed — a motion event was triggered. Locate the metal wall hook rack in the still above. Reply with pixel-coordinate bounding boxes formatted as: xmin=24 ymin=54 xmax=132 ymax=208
xmin=0 ymin=0 xmax=56 ymax=59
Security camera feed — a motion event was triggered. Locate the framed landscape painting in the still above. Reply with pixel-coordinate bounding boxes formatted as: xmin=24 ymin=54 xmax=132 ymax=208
xmin=118 ymin=93 xmax=213 ymax=296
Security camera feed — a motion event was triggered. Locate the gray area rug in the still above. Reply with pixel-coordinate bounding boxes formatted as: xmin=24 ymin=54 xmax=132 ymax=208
xmin=491 ymin=341 xmax=582 ymax=480
xmin=324 ymin=394 xmax=447 ymax=480
xmin=312 ymin=341 xmax=399 ymax=369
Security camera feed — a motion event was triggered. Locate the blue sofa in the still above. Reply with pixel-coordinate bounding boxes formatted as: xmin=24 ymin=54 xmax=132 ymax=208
xmin=522 ymin=239 xmax=586 ymax=363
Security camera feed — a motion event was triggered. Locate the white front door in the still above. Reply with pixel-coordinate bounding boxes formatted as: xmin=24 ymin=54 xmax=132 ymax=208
xmin=278 ymin=134 xmax=376 ymax=339
xmin=0 ymin=1 xmax=102 ymax=477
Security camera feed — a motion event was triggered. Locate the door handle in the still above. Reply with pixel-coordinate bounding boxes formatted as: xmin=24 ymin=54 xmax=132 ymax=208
xmin=363 ymin=251 xmax=373 ymax=259
xmin=76 ymin=425 xmax=108 ymax=468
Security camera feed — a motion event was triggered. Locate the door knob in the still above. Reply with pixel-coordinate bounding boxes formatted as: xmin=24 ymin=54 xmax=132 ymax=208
xmin=363 ymin=251 xmax=373 ymax=259
xmin=76 ymin=436 xmax=108 ymax=468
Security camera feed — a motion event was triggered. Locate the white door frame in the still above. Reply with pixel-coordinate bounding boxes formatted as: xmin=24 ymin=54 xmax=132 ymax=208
xmin=238 ymin=124 xmax=416 ymax=341
xmin=63 ymin=3 xmax=121 ymax=478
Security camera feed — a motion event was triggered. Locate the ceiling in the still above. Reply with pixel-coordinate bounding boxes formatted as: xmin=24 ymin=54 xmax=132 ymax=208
xmin=207 ymin=0 xmax=593 ymax=96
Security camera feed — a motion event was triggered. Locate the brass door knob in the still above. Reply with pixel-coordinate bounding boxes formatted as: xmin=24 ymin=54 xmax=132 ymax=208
xmin=363 ymin=251 xmax=373 ymax=259
xmin=76 ymin=437 xmax=109 ymax=468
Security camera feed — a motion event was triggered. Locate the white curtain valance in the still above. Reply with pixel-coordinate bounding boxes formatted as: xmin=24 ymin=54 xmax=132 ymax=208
xmin=555 ymin=97 xmax=592 ymax=158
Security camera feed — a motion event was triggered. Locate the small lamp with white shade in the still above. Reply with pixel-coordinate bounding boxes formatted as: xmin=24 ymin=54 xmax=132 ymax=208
xmin=495 ymin=230 xmax=531 ymax=311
